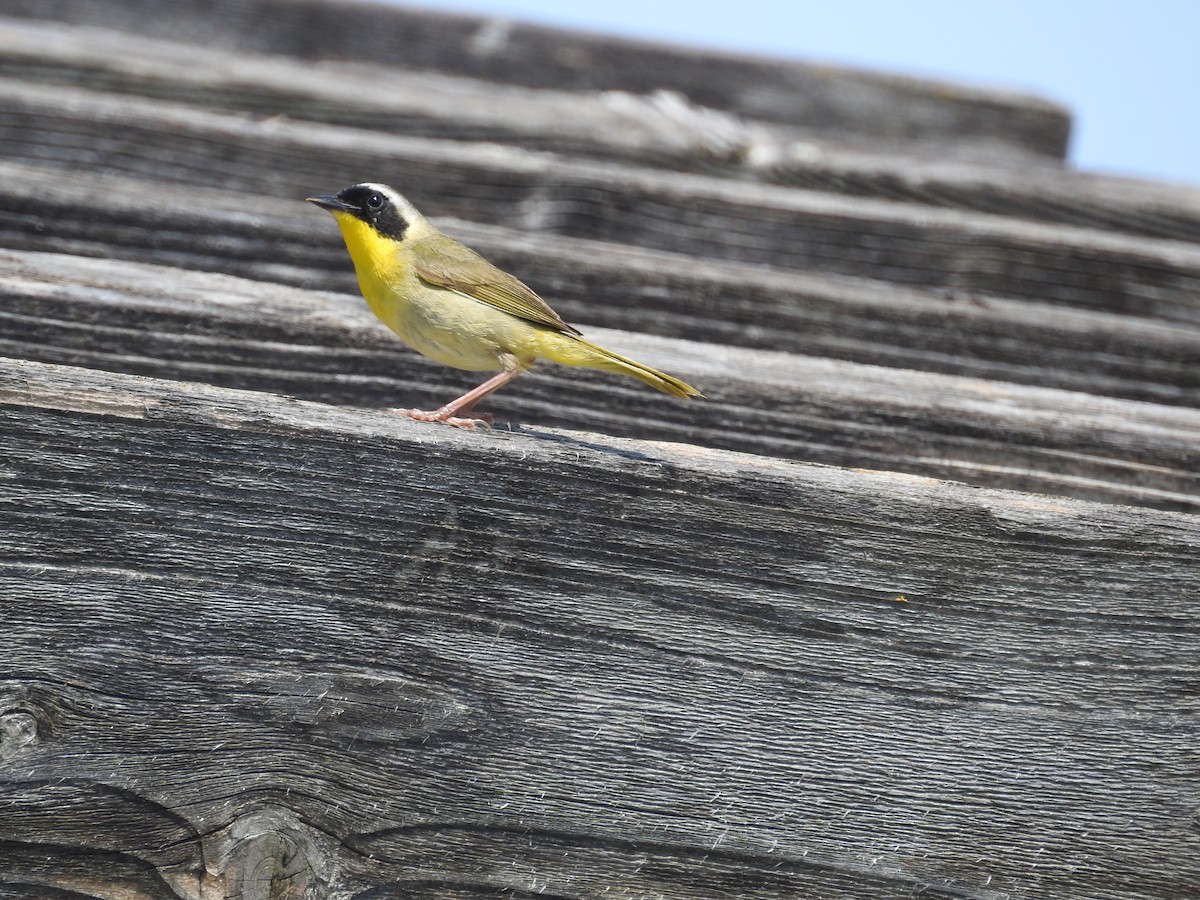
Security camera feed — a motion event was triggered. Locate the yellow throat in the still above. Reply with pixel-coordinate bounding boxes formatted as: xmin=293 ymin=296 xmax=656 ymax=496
xmin=330 ymin=209 xmax=406 ymax=318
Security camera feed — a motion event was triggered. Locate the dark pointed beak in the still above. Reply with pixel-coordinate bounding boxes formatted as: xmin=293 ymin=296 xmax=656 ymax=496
xmin=306 ymin=194 xmax=359 ymax=213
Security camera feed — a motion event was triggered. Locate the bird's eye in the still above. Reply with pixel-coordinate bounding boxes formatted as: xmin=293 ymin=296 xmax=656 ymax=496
xmin=367 ymin=193 xmax=384 ymax=210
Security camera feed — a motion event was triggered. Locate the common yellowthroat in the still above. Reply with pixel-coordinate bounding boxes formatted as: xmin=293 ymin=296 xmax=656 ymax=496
xmin=307 ymin=183 xmax=702 ymax=428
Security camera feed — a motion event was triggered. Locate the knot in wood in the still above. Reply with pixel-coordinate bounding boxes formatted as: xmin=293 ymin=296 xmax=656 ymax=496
xmin=0 ymin=711 xmax=39 ymax=759
xmin=210 ymin=808 xmax=328 ymax=900
xmin=0 ymin=683 xmax=60 ymax=759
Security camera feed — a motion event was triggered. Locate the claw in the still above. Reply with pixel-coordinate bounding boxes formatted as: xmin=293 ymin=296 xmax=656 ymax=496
xmin=386 ymin=408 xmax=493 ymax=430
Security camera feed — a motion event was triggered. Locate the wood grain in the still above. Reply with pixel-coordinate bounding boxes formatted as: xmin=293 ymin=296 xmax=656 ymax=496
xmin=1 ymin=162 xmax=1197 ymax=411
xmin=0 ymin=3 xmax=1196 ymax=897
xmin=2 ymin=250 xmax=1197 ymax=512
xmin=2 ymin=358 xmax=1199 ymax=899
xmin=0 ymin=83 xmax=1195 ymax=326
xmin=2 ymin=18 xmax=1195 ymax=242
xmin=2 ymin=81 xmax=1200 ymax=338
xmin=0 ymin=0 xmax=1070 ymax=159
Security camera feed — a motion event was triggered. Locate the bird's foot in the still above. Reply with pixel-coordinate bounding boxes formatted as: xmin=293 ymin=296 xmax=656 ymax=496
xmin=386 ymin=407 xmax=494 ymax=429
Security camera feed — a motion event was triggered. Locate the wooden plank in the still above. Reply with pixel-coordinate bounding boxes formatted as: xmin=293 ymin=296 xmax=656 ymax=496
xmin=771 ymin=152 xmax=1200 ymax=244
xmin=0 ymin=81 xmax=1198 ymax=327
xmin=0 ymin=4 xmax=1193 ymax=899
xmin=1 ymin=163 xmax=1197 ymax=411
xmin=0 ymin=17 xmax=773 ymax=170
xmin=3 ymin=18 xmax=1195 ymax=242
xmin=0 ymin=0 xmax=1070 ymax=159
xmin=1 ymin=357 xmax=1198 ymax=899
xmin=2 ymin=251 xmax=1198 ymax=512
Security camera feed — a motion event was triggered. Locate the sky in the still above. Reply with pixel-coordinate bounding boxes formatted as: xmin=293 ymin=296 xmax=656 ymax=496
xmin=397 ymin=0 xmax=1200 ymax=187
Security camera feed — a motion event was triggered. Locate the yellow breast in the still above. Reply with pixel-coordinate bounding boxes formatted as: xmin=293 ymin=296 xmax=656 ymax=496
xmin=330 ymin=210 xmax=518 ymax=371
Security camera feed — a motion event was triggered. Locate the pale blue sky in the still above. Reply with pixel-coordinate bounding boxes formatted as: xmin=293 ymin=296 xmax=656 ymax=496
xmin=397 ymin=0 xmax=1200 ymax=187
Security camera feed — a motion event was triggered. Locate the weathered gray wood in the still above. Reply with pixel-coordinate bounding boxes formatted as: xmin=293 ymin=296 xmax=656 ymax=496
xmin=2 ymin=358 xmax=1199 ymax=899
xmin=1 ymin=0 xmax=1070 ymax=160
xmin=0 ymin=17 xmax=767 ymax=169
xmin=2 ymin=251 xmax=1198 ymax=512
xmin=1 ymin=83 xmax=1196 ymax=325
xmin=0 ymin=4 xmax=1196 ymax=897
xmin=2 ymin=162 xmax=1197 ymax=410
xmin=770 ymin=151 xmax=1200 ymax=243
xmin=4 ymin=18 xmax=1196 ymax=242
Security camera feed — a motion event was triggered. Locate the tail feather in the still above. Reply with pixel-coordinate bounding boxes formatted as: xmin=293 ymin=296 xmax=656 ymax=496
xmin=558 ymin=335 xmax=703 ymax=399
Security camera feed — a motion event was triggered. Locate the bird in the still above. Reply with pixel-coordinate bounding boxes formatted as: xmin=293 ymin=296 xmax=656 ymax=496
xmin=307 ymin=183 xmax=702 ymax=428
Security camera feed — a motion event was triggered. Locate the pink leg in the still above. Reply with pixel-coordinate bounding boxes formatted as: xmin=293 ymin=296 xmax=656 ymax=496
xmin=389 ymin=366 xmax=526 ymax=429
